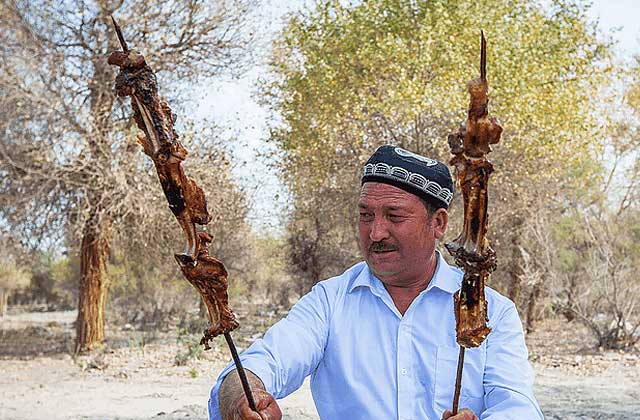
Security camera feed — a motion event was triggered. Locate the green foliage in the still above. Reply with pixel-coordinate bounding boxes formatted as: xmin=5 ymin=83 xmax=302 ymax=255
xmin=0 ymin=258 xmax=31 ymax=291
xmin=47 ymin=256 xmax=79 ymax=308
xmin=249 ymin=234 xmax=295 ymax=304
xmin=107 ymin=250 xmax=197 ymax=328
xmin=10 ymin=252 xmax=79 ymax=309
xmin=174 ymin=327 xmax=205 ymax=366
xmin=264 ymin=0 xmax=615 ymax=294
xmin=268 ymin=0 xmax=611 ymax=190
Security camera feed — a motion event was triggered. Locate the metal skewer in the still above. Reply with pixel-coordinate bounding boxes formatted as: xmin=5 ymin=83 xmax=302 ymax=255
xmin=111 ymin=15 xmax=129 ymax=53
xmin=452 ymin=346 xmax=465 ymax=415
xmin=109 ymin=15 xmax=257 ymax=413
xmin=447 ymin=30 xmax=495 ymax=416
xmin=225 ymin=332 xmax=257 ymax=411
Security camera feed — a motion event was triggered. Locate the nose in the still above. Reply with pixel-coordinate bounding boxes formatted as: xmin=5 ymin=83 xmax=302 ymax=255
xmin=369 ymin=216 xmax=390 ymax=242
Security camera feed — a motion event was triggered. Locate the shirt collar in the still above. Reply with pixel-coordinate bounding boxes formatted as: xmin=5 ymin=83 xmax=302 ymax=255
xmin=426 ymin=251 xmax=461 ymax=294
xmin=348 ymin=251 xmax=461 ymax=295
xmin=348 ymin=262 xmax=378 ymax=293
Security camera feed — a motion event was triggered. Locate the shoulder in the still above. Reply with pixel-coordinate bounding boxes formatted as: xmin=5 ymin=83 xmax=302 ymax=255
xmin=485 ymin=286 xmax=521 ymax=327
xmin=290 ymin=262 xmax=368 ymax=321
xmin=438 ymin=255 xmax=517 ymax=318
xmin=314 ymin=261 xmax=369 ymax=295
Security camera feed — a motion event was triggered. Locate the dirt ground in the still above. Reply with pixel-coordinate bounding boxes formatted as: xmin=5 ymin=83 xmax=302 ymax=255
xmin=0 ymin=310 xmax=638 ymax=420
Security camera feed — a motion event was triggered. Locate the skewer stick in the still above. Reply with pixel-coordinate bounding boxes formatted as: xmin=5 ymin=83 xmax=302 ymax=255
xmin=225 ymin=332 xmax=257 ymax=412
xmin=108 ymin=15 xmax=257 ymax=414
xmin=110 ymin=16 xmax=129 ymax=53
xmin=480 ymin=30 xmax=486 ymax=81
xmin=452 ymin=346 xmax=465 ymax=415
xmin=446 ymin=30 xmax=497 ymax=416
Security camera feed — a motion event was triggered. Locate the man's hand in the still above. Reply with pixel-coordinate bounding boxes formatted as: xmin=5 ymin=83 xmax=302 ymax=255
xmin=225 ymin=389 xmax=282 ymax=420
xmin=219 ymin=369 xmax=282 ymax=420
xmin=442 ymin=408 xmax=479 ymax=420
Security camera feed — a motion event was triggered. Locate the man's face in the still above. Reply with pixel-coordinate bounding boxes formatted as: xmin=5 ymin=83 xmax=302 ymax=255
xmin=358 ymin=182 xmax=448 ymax=287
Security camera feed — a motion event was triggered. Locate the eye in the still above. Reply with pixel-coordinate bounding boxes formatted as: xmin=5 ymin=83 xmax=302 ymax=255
xmin=359 ymin=212 xmax=373 ymax=222
xmin=388 ymin=214 xmax=405 ymax=222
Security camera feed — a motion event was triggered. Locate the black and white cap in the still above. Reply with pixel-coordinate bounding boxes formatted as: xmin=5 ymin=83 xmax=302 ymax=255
xmin=361 ymin=145 xmax=454 ymax=209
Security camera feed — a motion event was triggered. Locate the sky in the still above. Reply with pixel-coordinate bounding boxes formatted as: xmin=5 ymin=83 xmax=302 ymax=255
xmin=587 ymin=0 xmax=640 ymax=57
xmin=195 ymin=0 xmax=640 ymax=234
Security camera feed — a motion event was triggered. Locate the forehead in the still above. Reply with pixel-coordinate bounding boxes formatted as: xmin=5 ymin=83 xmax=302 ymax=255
xmin=358 ymin=182 xmax=422 ymax=209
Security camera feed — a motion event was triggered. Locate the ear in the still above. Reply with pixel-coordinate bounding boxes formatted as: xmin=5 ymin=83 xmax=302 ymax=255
xmin=431 ymin=208 xmax=448 ymax=240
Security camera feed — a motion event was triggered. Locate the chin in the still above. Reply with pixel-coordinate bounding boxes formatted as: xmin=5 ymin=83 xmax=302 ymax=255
xmin=367 ymin=261 xmax=399 ymax=279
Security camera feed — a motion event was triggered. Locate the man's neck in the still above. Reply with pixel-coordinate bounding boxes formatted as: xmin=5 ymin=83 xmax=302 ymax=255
xmin=384 ymin=253 xmax=439 ymax=315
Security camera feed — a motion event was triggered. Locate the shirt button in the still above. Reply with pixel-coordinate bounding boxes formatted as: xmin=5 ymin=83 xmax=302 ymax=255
xmin=401 ymin=368 xmax=407 ymax=375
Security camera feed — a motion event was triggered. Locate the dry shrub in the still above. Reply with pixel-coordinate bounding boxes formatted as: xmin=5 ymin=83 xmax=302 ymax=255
xmin=550 ymin=210 xmax=640 ymax=350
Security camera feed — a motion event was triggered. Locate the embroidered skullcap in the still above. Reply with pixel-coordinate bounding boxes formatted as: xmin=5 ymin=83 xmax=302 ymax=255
xmin=361 ymin=145 xmax=454 ymax=209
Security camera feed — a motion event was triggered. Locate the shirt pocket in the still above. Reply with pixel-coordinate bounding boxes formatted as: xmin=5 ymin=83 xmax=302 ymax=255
xmin=433 ymin=345 xmax=485 ymax=416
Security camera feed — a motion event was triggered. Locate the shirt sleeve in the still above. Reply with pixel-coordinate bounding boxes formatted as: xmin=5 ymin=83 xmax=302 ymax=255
xmin=208 ymin=282 xmax=333 ymax=420
xmin=481 ymin=301 xmax=544 ymax=420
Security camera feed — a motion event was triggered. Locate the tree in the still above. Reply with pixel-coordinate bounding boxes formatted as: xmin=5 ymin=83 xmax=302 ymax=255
xmin=0 ymin=0 xmax=256 ymax=352
xmin=0 ymin=258 xmax=30 ymax=316
xmin=548 ymin=209 xmax=640 ymax=349
xmin=542 ymin=53 xmax=640 ymax=348
xmin=263 ymin=0 xmax=613 ymax=300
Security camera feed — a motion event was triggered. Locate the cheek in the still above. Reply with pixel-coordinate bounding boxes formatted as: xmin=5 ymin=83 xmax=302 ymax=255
xmin=405 ymin=226 xmax=434 ymax=253
xmin=358 ymin=224 xmax=370 ymax=244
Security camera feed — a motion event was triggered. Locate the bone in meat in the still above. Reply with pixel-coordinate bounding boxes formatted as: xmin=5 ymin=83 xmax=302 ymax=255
xmin=178 ymin=232 xmax=239 ymax=348
xmin=445 ymin=32 xmax=501 ymax=348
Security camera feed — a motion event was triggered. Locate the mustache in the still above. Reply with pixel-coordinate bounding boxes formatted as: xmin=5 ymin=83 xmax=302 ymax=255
xmin=369 ymin=241 xmax=399 ymax=253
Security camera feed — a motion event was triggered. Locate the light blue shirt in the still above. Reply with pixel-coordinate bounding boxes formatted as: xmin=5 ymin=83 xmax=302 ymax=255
xmin=209 ymin=253 xmax=543 ymax=420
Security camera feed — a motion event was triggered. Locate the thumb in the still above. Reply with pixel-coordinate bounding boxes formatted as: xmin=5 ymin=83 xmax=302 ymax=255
xmin=442 ymin=409 xmax=454 ymax=419
xmin=231 ymin=396 xmax=261 ymax=420
xmin=256 ymin=392 xmax=282 ymax=420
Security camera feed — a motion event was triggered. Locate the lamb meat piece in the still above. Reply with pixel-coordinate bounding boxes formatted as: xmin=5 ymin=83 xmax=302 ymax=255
xmin=108 ymin=36 xmax=238 ymax=345
xmin=445 ymin=32 xmax=500 ymax=348
xmin=108 ymin=49 xmax=211 ymax=261
xmin=177 ymin=232 xmax=239 ymax=349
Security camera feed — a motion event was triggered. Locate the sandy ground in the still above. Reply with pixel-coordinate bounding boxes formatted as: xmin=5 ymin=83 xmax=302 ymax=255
xmin=0 ymin=310 xmax=638 ymax=420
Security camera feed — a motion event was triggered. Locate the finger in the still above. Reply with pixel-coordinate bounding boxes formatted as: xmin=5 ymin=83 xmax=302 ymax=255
xmin=255 ymin=392 xmax=273 ymax=411
xmin=256 ymin=393 xmax=282 ymax=420
xmin=451 ymin=408 xmax=478 ymax=420
xmin=236 ymin=409 xmax=261 ymax=420
xmin=238 ymin=405 xmax=262 ymax=420
xmin=259 ymin=400 xmax=283 ymax=420
xmin=442 ymin=408 xmax=478 ymax=420
xmin=459 ymin=408 xmax=478 ymax=420
xmin=233 ymin=398 xmax=261 ymax=420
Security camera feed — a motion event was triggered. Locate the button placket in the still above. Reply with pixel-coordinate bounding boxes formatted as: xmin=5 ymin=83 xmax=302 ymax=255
xmin=397 ymin=320 xmax=413 ymax=420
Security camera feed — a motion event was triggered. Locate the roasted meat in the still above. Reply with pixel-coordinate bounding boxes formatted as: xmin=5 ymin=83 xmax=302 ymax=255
xmin=445 ymin=32 xmax=501 ymax=348
xmin=107 ymin=49 xmax=211 ymax=262
xmin=177 ymin=232 xmax=239 ymax=348
xmin=108 ymin=27 xmax=238 ymax=347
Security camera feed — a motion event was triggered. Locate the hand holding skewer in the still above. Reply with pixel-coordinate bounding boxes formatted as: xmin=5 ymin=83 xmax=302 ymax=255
xmin=442 ymin=408 xmax=479 ymax=420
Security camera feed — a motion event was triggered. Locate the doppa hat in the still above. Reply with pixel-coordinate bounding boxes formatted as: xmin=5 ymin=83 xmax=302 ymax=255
xmin=361 ymin=145 xmax=454 ymax=209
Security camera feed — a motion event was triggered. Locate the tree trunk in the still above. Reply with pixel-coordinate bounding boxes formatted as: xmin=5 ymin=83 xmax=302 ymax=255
xmin=0 ymin=287 xmax=7 ymax=317
xmin=507 ymin=217 xmax=524 ymax=306
xmin=73 ymin=8 xmax=117 ymax=354
xmin=525 ymin=280 xmax=543 ymax=333
xmin=75 ymin=212 xmax=110 ymax=353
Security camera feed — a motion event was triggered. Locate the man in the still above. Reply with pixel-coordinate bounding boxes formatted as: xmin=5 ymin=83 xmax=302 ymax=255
xmin=210 ymin=145 xmax=543 ymax=420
